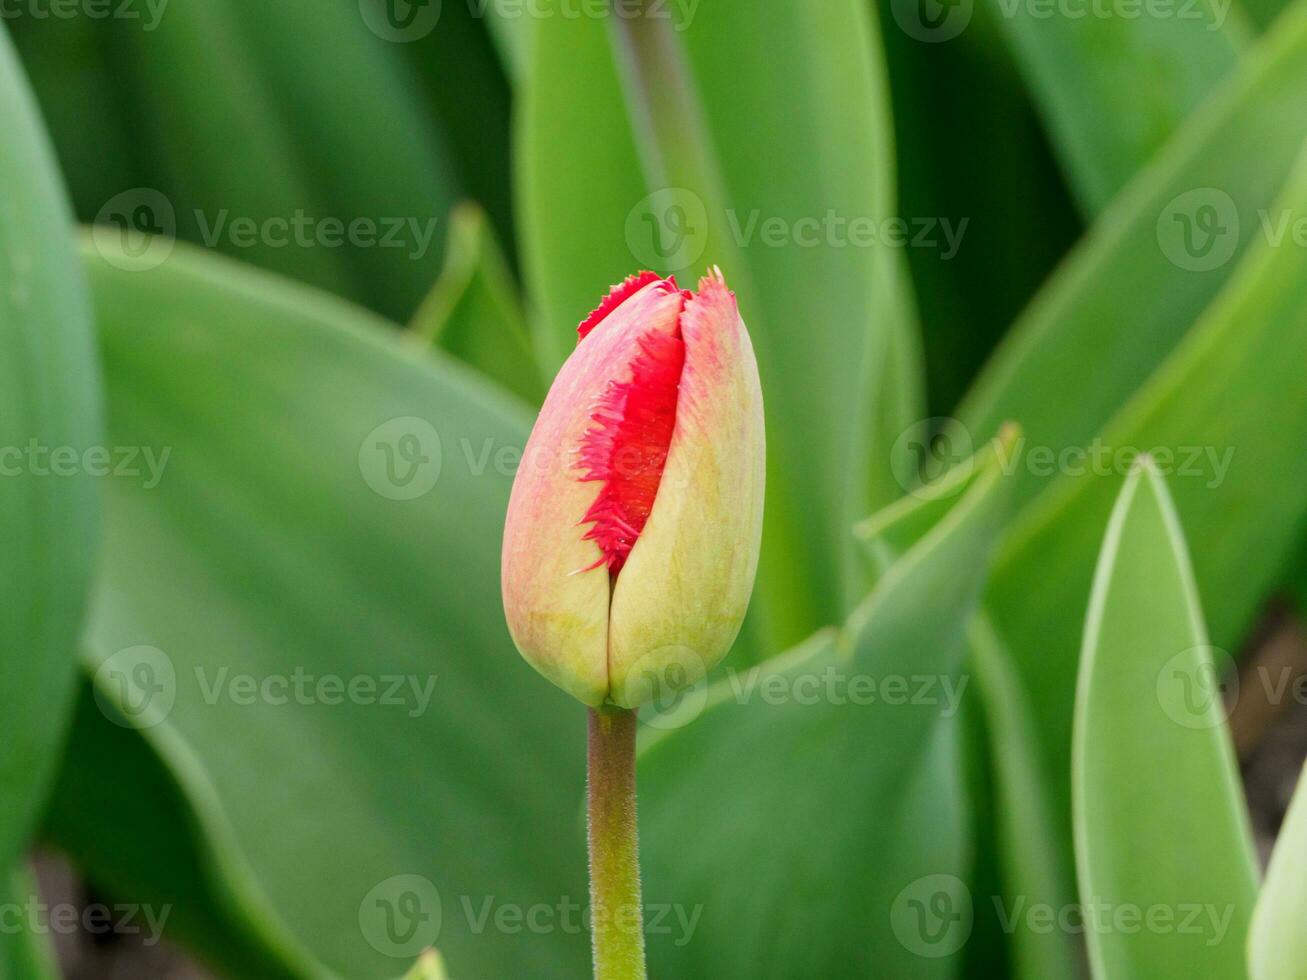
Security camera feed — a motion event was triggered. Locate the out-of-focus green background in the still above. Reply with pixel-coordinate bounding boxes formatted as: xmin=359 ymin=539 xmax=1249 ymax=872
xmin=5 ymin=0 xmax=1307 ymax=977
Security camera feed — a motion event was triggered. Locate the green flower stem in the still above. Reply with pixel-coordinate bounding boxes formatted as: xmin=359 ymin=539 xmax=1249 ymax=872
xmin=587 ymin=706 xmax=646 ymax=980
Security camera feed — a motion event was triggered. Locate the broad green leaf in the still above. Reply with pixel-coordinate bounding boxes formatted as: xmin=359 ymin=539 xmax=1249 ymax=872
xmin=1249 ymin=760 xmax=1307 ymax=980
xmin=94 ymin=0 xmax=460 ymax=321
xmin=0 ymin=28 xmax=101 ymax=873
xmin=1073 ymin=461 xmax=1256 ymax=979
xmin=858 ymin=441 xmax=1078 ymax=980
xmin=639 ymin=440 xmax=1014 ymax=976
xmin=518 ymin=0 xmax=902 ymax=646
xmin=989 ymin=142 xmax=1307 ymax=813
xmin=410 ymin=203 xmax=544 ymax=405
xmin=959 ymin=1 xmax=1307 ymax=513
xmin=49 ymin=237 xmax=588 ymax=979
xmin=0 ymin=866 xmax=59 ymax=980
xmin=986 ymin=0 xmax=1250 ymax=215
xmin=45 ymin=676 xmax=317 ymax=980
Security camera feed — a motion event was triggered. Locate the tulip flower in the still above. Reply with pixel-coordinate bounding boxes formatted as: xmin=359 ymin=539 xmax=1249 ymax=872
xmin=502 ymin=267 xmax=764 ymax=980
xmin=502 ymin=268 xmax=765 ymax=709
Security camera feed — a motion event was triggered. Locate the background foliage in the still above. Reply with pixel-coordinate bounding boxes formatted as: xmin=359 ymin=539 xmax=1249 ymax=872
xmin=2 ymin=0 xmax=1307 ymax=977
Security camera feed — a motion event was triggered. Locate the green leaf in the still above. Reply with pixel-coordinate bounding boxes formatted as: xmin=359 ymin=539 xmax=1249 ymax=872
xmin=987 ymin=0 xmax=1251 ymax=215
xmin=1073 ymin=461 xmax=1256 ymax=979
xmin=410 ymin=203 xmax=544 ymax=405
xmin=97 ymin=0 xmax=460 ymax=321
xmin=517 ymin=0 xmax=903 ymax=646
xmin=959 ymin=2 xmax=1307 ymax=514
xmin=1249 ymin=760 xmax=1307 ymax=980
xmin=0 ymin=27 xmax=101 ymax=873
xmin=639 ymin=438 xmax=1014 ymax=976
xmin=969 ymin=616 xmax=1079 ymax=980
xmin=876 ymin=1 xmax=1083 ymax=413
xmin=989 ymin=140 xmax=1307 ymax=813
xmin=45 ymin=676 xmax=318 ymax=980
xmin=49 ymin=237 xmax=588 ymax=979
xmin=0 ymin=866 xmax=59 ymax=980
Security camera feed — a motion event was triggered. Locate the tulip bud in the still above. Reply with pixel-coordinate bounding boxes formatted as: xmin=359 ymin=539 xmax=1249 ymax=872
xmin=502 ymin=269 xmax=765 ymax=708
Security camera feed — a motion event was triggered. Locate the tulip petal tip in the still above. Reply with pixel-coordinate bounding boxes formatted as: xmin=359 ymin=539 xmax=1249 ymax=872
xmin=577 ymin=270 xmax=665 ymax=341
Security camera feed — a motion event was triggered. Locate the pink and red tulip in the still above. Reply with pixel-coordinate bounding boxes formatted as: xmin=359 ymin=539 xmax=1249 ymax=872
xmin=502 ymin=269 xmax=765 ymax=707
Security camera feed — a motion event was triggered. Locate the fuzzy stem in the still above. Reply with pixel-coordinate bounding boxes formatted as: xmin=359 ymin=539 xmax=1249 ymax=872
xmin=587 ymin=706 xmax=646 ymax=979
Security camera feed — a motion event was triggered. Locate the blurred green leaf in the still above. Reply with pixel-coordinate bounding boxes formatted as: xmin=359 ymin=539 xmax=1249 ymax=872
xmin=50 ymin=237 xmax=588 ymax=979
xmin=0 ymin=866 xmax=58 ymax=980
xmin=989 ymin=142 xmax=1307 ymax=812
xmin=969 ymin=616 xmax=1080 ymax=980
xmin=960 ymin=1 xmax=1307 ymax=513
xmin=410 ymin=203 xmax=544 ymax=405
xmin=876 ymin=1 xmax=1082 ymax=413
xmin=986 ymin=0 xmax=1251 ymax=215
xmin=400 ymin=1 xmax=516 ymax=255
xmin=91 ymin=0 xmax=460 ymax=321
xmin=7 ymin=13 xmax=145 ymax=221
xmin=1073 ymin=461 xmax=1256 ymax=979
xmin=518 ymin=0 xmax=903 ymax=647
xmin=1249 ymin=760 xmax=1307 ymax=980
xmin=45 ymin=677 xmax=316 ymax=980
xmin=0 ymin=27 xmax=101 ymax=874
xmin=639 ymin=438 xmax=1014 ymax=976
